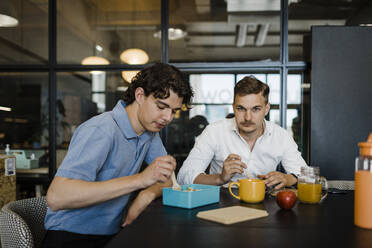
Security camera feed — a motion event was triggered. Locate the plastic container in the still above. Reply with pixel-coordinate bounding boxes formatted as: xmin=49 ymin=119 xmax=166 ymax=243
xmin=355 ymin=133 xmax=372 ymax=229
xmin=5 ymin=144 xmax=10 ymax=155
xmin=162 ymin=184 xmax=220 ymax=209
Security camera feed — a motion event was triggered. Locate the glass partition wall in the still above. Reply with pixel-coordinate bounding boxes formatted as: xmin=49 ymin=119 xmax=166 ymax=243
xmin=3 ymin=0 xmax=366 ymax=188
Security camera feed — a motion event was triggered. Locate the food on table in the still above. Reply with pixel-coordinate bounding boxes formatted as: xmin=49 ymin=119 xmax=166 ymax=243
xmin=276 ymin=190 xmax=297 ymax=210
xmin=173 ymin=187 xmax=201 ymax=192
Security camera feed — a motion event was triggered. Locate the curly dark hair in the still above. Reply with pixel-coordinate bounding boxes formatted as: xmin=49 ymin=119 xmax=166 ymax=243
xmin=234 ymin=76 xmax=270 ymax=104
xmin=123 ymin=63 xmax=193 ymax=106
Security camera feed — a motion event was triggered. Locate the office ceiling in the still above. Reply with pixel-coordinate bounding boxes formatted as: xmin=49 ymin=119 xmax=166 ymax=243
xmin=78 ymin=0 xmax=372 ymax=62
xmin=1 ymin=0 xmax=372 ymax=64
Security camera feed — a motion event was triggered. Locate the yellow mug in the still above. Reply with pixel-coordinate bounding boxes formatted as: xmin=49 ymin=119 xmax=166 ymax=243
xmin=228 ymin=179 xmax=266 ymax=203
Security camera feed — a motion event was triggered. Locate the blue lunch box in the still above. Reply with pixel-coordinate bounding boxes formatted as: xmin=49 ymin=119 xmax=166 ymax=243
xmin=162 ymin=184 xmax=220 ymax=209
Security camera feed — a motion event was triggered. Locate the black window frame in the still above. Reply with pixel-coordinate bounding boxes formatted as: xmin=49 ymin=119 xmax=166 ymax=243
xmin=0 ymin=0 xmax=307 ymax=181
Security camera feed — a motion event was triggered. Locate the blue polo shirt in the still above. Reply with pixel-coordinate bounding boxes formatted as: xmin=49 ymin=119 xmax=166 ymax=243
xmin=44 ymin=100 xmax=167 ymax=235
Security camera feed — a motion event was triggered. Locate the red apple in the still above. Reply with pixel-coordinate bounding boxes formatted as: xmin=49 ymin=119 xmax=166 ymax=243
xmin=276 ymin=190 xmax=297 ymax=210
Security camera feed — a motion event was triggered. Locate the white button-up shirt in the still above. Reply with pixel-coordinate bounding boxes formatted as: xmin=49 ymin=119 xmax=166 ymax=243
xmin=177 ymin=118 xmax=308 ymax=185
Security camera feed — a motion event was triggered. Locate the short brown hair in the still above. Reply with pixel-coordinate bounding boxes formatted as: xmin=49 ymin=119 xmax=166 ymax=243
xmin=234 ymin=76 xmax=270 ymax=104
xmin=123 ymin=63 xmax=193 ymax=106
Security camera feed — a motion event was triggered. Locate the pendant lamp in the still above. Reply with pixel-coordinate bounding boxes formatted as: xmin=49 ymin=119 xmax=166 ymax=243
xmin=121 ymin=71 xmax=140 ymax=83
xmin=153 ymin=28 xmax=187 ymax=40
xmin=81 ymin=56 xmax=110 ymax=74
xmin=120 ymin=48 xmax=149 ymax=83
xmin=120 ymin=48 xmax=149 ymax=65
xmin=0 ymin=0 xmax=19 ymax=27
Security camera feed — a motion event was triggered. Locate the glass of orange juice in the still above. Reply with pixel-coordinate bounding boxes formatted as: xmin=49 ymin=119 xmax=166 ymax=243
xmin=297 ymin=166 xmax=328 ymax=204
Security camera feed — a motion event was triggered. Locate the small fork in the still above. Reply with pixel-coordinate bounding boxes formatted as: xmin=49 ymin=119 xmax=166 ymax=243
xmin=171 ymin=172 xmax=181 ymax=190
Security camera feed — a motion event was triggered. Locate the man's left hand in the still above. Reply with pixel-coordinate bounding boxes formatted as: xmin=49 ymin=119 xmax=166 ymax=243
xmin=258 ymin=172 xmax=297 ymax=190
xmin=122 ymin=190 xmax=155 ymax=227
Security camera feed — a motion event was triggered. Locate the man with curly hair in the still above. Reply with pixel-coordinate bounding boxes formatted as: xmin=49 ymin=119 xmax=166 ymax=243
xmin=43 ymin=63 xmax=193 ymax=247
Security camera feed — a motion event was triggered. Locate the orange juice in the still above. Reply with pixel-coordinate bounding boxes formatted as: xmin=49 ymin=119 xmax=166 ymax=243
xmin=355 ymin=170 xmax=372 ymax=228
xmin=297 ymin=183 xmax=322 ymax=204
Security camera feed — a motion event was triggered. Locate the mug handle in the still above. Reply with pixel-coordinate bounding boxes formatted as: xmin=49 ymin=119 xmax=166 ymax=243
xmin=228 ymin=182 xmax=240 ymax=200
xmin=319 ymin=176 xmax=328 ymax=203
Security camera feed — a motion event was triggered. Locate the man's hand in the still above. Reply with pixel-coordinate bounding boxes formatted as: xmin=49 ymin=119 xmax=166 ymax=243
xmin=258 ymin=171 xmax=297 ymax=190
xmin=219 ymin=154 xmax=247 ymax=184
xmin=140 ymin=155 xmax=176 ymax=188
xmin=122 ymin=190 xmax=155 ymax=227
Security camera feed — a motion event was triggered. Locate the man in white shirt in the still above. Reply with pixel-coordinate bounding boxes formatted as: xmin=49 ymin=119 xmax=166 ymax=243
xmin=177 ymin=76 xmax=308 ymax=190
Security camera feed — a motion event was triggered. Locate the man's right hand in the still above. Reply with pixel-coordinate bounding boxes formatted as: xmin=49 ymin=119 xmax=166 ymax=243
xmin=219 ymin=154 xmax=247 ymax=184
xmin=140 ymin=155 xmax=176 ymax=188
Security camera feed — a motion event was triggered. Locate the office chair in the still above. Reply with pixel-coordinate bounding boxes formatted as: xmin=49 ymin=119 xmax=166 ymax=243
xmin=0 ymin=196 xmax=47 ymax=248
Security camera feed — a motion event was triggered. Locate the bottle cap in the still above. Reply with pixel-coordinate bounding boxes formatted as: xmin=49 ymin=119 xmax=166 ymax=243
xmin=358 ymin=133 xmax=372 ymax=156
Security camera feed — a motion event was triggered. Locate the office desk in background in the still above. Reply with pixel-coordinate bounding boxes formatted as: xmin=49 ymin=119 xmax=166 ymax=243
xmin=16 ymin=167 xmax=49 ymax=197
xmin=106 ymin=188 xmax=372 ymax=248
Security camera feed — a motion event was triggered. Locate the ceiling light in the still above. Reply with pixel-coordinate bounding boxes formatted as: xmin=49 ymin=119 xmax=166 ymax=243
xmin=120 ymin=49 xmax=148 ymax=82
xmin=117 ymin=86 xmax=128 ymax=92
xmin=153 ymin=28 xmax=187 ymax=40
xmin=236 ymin=24 xmax=248 ymax=47
xmin=0 ymin=1 xmax=18 ymax=27
xmin=121 ymin=71 xmax=139 ymax=83
xmin=95 ymin=45 xmax=103 ymax=52
xmin=0 ymin=106 xmax=11 ymax=111
xmin=0 ymin=14 xmax=18 ymax=27
xmin=255 ymin=24 xmax=270 ymax=47
xmin=120 ymin=49 xmax=149 ymax=65
xmin=81 ymin=56 xmax=110 ymax=74
xmin=81 ymin=56 xmax=110 ymax=65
